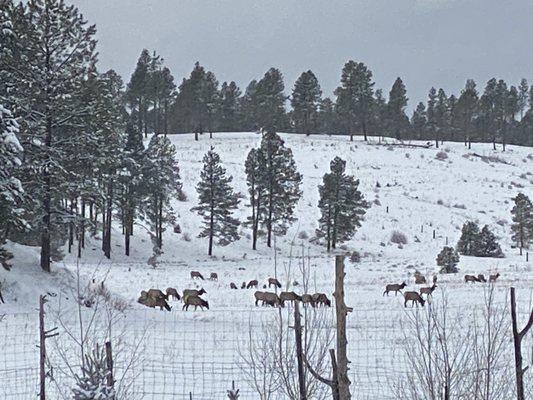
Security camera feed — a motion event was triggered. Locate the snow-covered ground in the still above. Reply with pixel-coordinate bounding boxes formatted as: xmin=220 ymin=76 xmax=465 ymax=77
xmin=1 ymin=133 xmax=532 ymax=399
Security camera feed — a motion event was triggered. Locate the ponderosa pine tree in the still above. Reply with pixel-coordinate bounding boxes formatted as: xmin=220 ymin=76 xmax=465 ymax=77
xmin=518 ymin=79 xmax=529 ymax=119
xmin=478 ymin=78 xmax=498 ymax=148
xmin=192 ymin=148 xmax=240 ymax=255
xmin=437 ymin=246 xmax=460 ymax=273
xmin=411 ymin=102 xmax=427 ymax=139
xmin=218 ymin=81 xmax=242 ymax=132
xmin=426 ymin=87 xmax=438 ymax=147
xmin=252 ymin=68 xmax=287 ymax=132
xmin=316 ymin=157 xmax=367 ymax=251
xmin=239 ymin=80 xmax=259 ymax=131
xmin=456 ymin=80 xmax=478 ymax=148
xmin=244 ymin=148 xmax=264 ymax=250
xmin=316 ymin=97 xmax=338 ymax=134
xmin=1 ymin=0 xmax=98 ymax=271
xmin=385 ymin=78 xmax=409 ymax=140
xmin=334 ymin=61 xmax=375 ymax=141
xmin=511 ymin=193 xmax=533 ymax=253
xmin=434 ymin=89 xmax=449 ymax=145
xmin=126 ymin=49 xmax=151 ymax=136
xmin=456 ymin=221 xmax=481 ymax=256
xmin=476 ymin=225 xmax=504 ymax=258
xmin=291 ymin=70 xmax=322 ymax=135
xmin=140 ymin=135 xmax=181 ymax=249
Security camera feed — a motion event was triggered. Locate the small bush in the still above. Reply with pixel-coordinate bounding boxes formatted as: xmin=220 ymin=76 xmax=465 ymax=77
xmin=349 ymin=251 xmax=361 ymax=263
xmin=177 ymin=189 xmax=188 ymax=202
xmin=173 ymin=224 xmax=181 ymax=234
xmin=437 ymin=246 xmax=460 ymax=273
xmin=390 ymin=231 xmax=408 ymax=245
xmin=435 ymin=151 xmax=448 ymax=161
xmin=298 ymin=231 xmax=309 ymax=240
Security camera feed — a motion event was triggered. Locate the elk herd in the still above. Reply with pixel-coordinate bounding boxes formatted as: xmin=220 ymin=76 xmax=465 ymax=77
xmin=384 ymin=270 xmax=502 ymax=308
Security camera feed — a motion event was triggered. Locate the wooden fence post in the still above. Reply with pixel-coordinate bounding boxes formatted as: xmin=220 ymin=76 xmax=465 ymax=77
xmin=510 ymin=287 xmax=533 ymax=400
xmin=105 ymin=341 xmax=115 ymax=397
xmin=39 ymin=295 xmax=58 ymax=400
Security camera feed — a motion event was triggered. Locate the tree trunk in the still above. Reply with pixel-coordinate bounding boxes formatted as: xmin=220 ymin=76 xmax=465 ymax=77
xmin=208 ymin=201 xmax=214 ymax=256
xmin=40 ymin=120 xmax=52 ymax=273
xmin=104 ymin=181 xmax=113 ymax=259
xmin=334 ymin=256 xmax=351 ymax=399
xmin=294 ymin=301 xmax=307 ymax=400
xmin=510 ymin=287 xmax=533 ymax=400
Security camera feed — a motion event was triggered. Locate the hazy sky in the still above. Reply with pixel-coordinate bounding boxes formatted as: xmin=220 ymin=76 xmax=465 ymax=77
xmin=71 ymin=0 xmax=533 ymax=109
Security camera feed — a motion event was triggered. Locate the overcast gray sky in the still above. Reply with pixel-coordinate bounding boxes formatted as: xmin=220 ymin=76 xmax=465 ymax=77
xmin=71 ymin=0 xmax=533 ymax=109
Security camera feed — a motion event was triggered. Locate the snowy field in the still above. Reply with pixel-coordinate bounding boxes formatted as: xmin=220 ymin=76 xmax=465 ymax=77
xmin=1 ymin=132 xmax=532 ymax=399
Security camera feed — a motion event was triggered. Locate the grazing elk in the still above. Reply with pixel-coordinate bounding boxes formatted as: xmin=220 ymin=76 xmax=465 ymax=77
xmin=420 ymin=284 xmax=437 ymax=297
xmin=301 ymin=294 xmax=316 ymax=308
xmin=209 ymin=273 xmax=218 ymax=281
xmin=312 ymin=293 xmax=331 ymax=307
xmin=383 ymin=282 xmax=407 ymax=296
xmin=246 ymin=279 xmax=258 ymax=289
xmin=268 ymin=278 xmax=282 ymax=289
xmin=147 ymin=289 xmax=168 ymax=300
xmin=254 ymin=291 xmax=283 ymax=307
xmin=190 ymin=271 xmax=205 ymax=280
xmin=414 ymin=275 xmax=427 ymax=284
xmin=477 ymin=274 xmax=487 ymax=283
xmin=138 ymin=291 xmax=171 ymax=311
xmin=182 ymin=295 xmax=209 ymax=311
xmin=489 ymin=273 xmax=500 ymax=282
xmin=230 ymin=282 xmax=238 ymax=289
xmin=166 ymin=288 xmax=181 ymax=301
xmin=465 ymin=274 xmax=480 ymax=283
xmin=403 ymin=291 xmax=425 ymax=307
xmin=279 ymin=291 xmax=302 ymax=306
xmin=183 ymin=288 xmax=206 ymax=299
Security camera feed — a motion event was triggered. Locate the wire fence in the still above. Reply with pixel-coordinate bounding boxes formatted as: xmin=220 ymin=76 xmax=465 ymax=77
xmin=0 ymin=302 xmax=530 ymax=400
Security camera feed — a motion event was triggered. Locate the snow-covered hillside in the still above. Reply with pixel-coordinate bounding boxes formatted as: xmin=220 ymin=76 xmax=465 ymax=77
xmin=1 ymin=133 xmax=532 ymax=399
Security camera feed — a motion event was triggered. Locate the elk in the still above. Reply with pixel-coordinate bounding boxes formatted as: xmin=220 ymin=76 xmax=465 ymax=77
xmin=268 ymin=278 xmax=282 ymax=288
xmin=166 ymin=288 xmax=181 ymax=301
xmin=190 ymin=271 xmax=205 ymax=280
xmin=312 ymin=293 xmax=331 ymax=307
xmin=147 ymin=289 xmax=168 ymax=300
xmin=183 ymin=288 xmax=206 ymax=299
xmin=246 ymin=279 xmax=258 ymax=289
xmin=415 ymin=275 xmax=427 ymax=284
xmin=465 ymin=274 xmax=481 ymax=283
xmin=182 ymin=295 xmax=209 ymax=311
xmin=477 ymin=274 xmax=487 ymax=283
xmin=489 ymin=273 xmax=500 ymax=282
xmin=138 ymin=291 xmax=171 ymax=311
xmin=383 ymin=282 xmax=407 ymax=296
xmin=279 ymin=291 xmax=302 ymax=306
xmin=254 ymin=291 xmax=283 ymax=307
xmin=420 ymin=283 xmax=437 ymax=297
xmin=230 ymin=282 xmax=238 ymax=289
xmin=403 ymin=291 xmax=425 ymax=307
xmin=301 ymin=294 xmax=316 ymax=308
xmin=209 ymin=273 xmax=218 ymax=281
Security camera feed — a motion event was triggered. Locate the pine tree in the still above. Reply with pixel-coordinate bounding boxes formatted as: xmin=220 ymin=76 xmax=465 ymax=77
xmin=0 ymin=104 xmax=25 ymax=267
xmin=434 ymin=88 xmax=449 ymax=145
xmin=244 ymin=148 xmax=264 ymax=250
xmin=140 ymin=135 xmax=181 ymax=249
xmin=456 ymin=221 xmax=481 ymax=256
xmin=72 ymin=344 xmax=115 ymax=400
xmin=518 ymin=78 xmax=529 ymax=119
xmin=1 ymin=0 xmax=98 ymax=271
xmin=316 ymin=157 xmax=367 ymax=251
xmin=218 ymin=81 xmax=242 ymax=132
xmin=334 ymin=61 xmax=375 ymax=141
xmin=456 ymin=79 xmax=478 ymax=148
xmin=252 ymin=68 xmax=287 ymax=132
xmin=291 ymin=70 xmax=322 ymax=135
xmin=511 ymin=193 xmax=533 ymax=252
xmin=475 ymin=225 xmax=504 ymax=258
xmin=411 ymin=102 xmax=427 ymax=139
xmin=478 ymin=78 xmax=498 ymax=149
xmin=316 ymin=97 xmax=337 ymax=134
xmin=126 ymin=49 xmax=152 ymax=136
xmin=437 ymin=246 xmax=460 ymax=273
xmin=240 ymin=80 xmax=258 ymax=131
xmin=426 ymin=87 xmax=438 ymax=147
xmin=192 ymin=148 xmax=240 ymax=255
xmin=385 ymin=77 xmax=409 ymax=140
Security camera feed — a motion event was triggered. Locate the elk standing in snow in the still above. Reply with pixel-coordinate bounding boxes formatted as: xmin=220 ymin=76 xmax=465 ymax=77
xmin=465 ymin=274 xmax=480 ymax=283
xmin=190 ymin=271 xmax=205 ymax=280
xmin=246 ymin=279 xmax=258 ymax=289
xmin=183 ymin=295 xmax=209 ymax=311
xmin=209 ymin=273 xmax=218 ymax=281
xmin=420 ymin=284 xmax=437 ymax=297
xmin=268 ymin=278 xmax=282 ymax=288
xmin=383 ymin=282 xmax=407 ymax=296
xmin=166 ymin=288 xmax=181 ymax=301
xmin=403 ymin=291 xmax=425 ymax=307
xmin=489 ymin=273 xmax=500 ymax=282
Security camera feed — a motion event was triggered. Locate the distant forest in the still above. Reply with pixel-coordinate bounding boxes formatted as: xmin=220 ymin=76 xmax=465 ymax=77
xmin=125 ymin=50 xmax=533 ymax=148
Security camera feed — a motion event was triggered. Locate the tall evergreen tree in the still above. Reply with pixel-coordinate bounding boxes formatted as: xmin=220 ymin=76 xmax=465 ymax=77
xmin=291 ymin=70 xmax=322 ymax=135
xmin=434 ymin=88 xmax=449 ymax=145
xmin=316 ymin=97 xmax=338 ymax=134
xmin=316 ymin=157 xmax=367 ymax=251
xmin=1 ymin=0 xmax=98 ymax=271
xmin=126 ymin=49 xmax=151 ymax=136
xmin=218 ymin=81 xmax=242 ymax=132
xmin=456 ymin=221 xmax=481 ymax=256
xmin=456 ymin=79 xmax=478 ymax=148
xmin=192 ymin=148 xmax=240 ymax=255
xmin=518 ymin=78 xmax=529 ymax=119
xmin=411 ymin=102 xmax=427 ymax=139
xmin=334 ymin=61 xmax=375 ymax=141
xmin=240 ymin=79 xmax=259 ymax=131
xmin=252 ymin=68 xmax=287 ymax=132
xmin=511 ymin=193 xmax=533 ymax=252
xmin=476 ymin=225 xmax=504 ymax=258
xmin=385 ymin=78 xmax=409 ymax=140
xmin=244 ymin=148 xmax=264 ymax=250
xmin=426 ymin=87 xmax=438 ymax=147
xmin=478 ymin=78 xmax=498 ymax=149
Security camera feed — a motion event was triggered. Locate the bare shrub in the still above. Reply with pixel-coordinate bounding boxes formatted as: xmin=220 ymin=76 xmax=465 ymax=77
xmin=435 ymin=151 xmax=448 ymax=161
xmin=298 ymin=231 xmax=309 ymax=240
xmin=349 ymin=251 xmax=361 ymax=263
xmin=390 ymin=231 xmax=408 ymax=245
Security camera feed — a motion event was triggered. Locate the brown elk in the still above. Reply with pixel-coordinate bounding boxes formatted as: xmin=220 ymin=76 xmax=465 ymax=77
xmin=415 ymin=275 xmax=427 ymax=284
xmin=268 ymin=278 xmax=282 ymax=288
xmin=312 ymin=293 xmax=331 ymax=307
xmin=182 ymin=295 xmax=209 ymax=311
xmin=230 ymin=282 xmax=238 ymax=289
xmin=301 ymin=294 xmax=316 ymax=308
xmin=209 ymin=273 xmax=218 ymax=281
xmin=138 ymin=291 xmax=171 ymax=311
xmin=246 ymin=279 xmax=258 ymax=289
xmin=183 ymin=288 xmax=206 ymax=299
xmin=279 ymin=291 xmax=302 ymax=306
xmin=465 ymin=274 xmax=480 ymax=283
xmin=403 ymin=291 xmax=425 ymax=307
xmin=477 ymin=274 xmax=487 ymax=283
xmin=489 ymin=273 xmax=500 ymax=282
xmin=420 ymin=284 xmax=437 ymax=297
xmin=254 ymin=291 xmax=283 ymax=307
xmin=190 ymin=271 xmax=205 ymax=280
xmin=383 ymin=282 xmax=407 ymax=296
xmin=166 ymin=288 xmax=181 ymax=301
xmin=147 ymin=289 xmax=168 ymax=300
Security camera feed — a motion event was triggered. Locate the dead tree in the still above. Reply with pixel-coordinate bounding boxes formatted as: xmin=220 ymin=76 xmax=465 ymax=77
xmin=39 ymin=295 xmax=58 ymax=400
xmin=510 ymin=287 xmax=533 ymax=400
